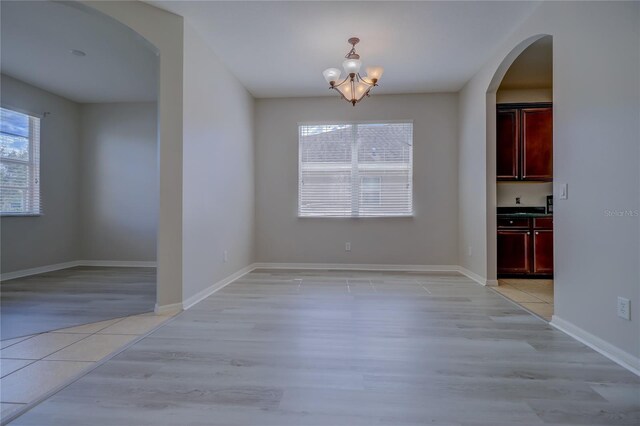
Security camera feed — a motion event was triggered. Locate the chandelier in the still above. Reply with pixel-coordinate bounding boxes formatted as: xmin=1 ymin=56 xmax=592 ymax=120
xmin=323 ymin=37 xmax=384 ymax=106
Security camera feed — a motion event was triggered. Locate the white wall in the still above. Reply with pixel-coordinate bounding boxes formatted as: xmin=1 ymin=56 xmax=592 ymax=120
xmin=0 ymin=77 xmax=158 ymax=272
xmin=80 ymin=102 xmax=157 ymax=261
xmin=458 ymin=82 xmax=489 ymax=279
xmin=255 ymin=94 xmax=458 ymax=266
xmin=0 ymin=74 xmax=81 ymax=273
xmin=182 ymin=23 xmax=255 ymax=302
xmin=458 ymin=1 xmax=640 ymax=361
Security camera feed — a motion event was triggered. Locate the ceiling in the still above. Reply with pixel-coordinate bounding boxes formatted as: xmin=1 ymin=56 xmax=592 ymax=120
xmin=499 ymin=36 xmax=552 ymax=90
xmin=150 ymin=1 xmax=540 ymax=98
xmin=0 ymin=1 xmax=158 ymax=103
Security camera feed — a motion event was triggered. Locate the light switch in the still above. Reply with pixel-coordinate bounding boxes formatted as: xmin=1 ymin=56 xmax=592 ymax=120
xmin=558 ymin=183 xmax=568 ymax=200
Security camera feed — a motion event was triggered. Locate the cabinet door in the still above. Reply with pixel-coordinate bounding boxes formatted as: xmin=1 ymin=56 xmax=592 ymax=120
xmin=497 ymin=230 xmax=531 ymax=274
xmin=496 ymin=109 xmax=519 ymax=180
xmin=533 ymin=230 xmax=553 ymax=274
xmin=522 ymin=107 xmax=552 ymax=180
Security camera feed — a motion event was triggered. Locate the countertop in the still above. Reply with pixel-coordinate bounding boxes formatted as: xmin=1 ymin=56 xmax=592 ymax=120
xmin=496 ymin=207 xmax=552 ymax=218
xmin=497 ymin=212 xmax=552 ymax=218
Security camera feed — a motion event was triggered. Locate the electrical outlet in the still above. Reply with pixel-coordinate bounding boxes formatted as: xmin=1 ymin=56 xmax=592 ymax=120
xmin=223 ymin=250 xmax=228 ymax=263
xmin=617 ymin=297 xmax=630 ymax=320
xmin=345 ymin=242 xmax=351 ymax=252
xmin=515 ymin=197 xmax=521 ymax=205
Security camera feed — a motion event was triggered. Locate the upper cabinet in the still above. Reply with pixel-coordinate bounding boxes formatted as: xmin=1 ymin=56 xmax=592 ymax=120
xmin=496 ymin=109 xmax=519 ymax=180
xmin=497 ymin=104 xmax=552 ymax=181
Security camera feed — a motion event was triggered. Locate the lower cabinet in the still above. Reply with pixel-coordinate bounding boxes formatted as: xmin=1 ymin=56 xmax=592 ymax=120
xmin=497 ymin=217 xmax=553 ymax=276
xmin=533 ymin=230 xmax=553 ymax=274
xmin=497 ymin=230 xmax=531 ymax=274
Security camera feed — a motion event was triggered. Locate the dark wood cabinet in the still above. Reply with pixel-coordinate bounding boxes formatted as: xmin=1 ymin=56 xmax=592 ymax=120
xmin=522 ymin=108 xmax=553 ymax=180
xmin=497 ymin=104 xmax=552 ymax=181
xmin=533 ymin=230 xmax=553 ymax=274
xmin=497 ymin=216 xmax=553 ymax=277
xmin=496 ymin=109 xmax=519 ymax=180
xmin=497 ymin=230 xmax=531 ymax=274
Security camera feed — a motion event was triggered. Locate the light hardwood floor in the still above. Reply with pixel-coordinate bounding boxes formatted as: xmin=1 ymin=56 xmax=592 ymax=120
xmin=9 ymin=269 xmax=640 ymax=425
xmin=1 ymin=267 xmax=156 ymax=339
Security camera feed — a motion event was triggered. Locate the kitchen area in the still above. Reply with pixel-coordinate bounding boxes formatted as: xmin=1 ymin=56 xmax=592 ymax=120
xmin=493 ymin=37 xmax=554 ymax=320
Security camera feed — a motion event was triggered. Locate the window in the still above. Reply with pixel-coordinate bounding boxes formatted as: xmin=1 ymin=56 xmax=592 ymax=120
xmin=0 ymin=107 xmax=41 ymax=215
xmin=298 ymin=122 xmax=413 ymax=217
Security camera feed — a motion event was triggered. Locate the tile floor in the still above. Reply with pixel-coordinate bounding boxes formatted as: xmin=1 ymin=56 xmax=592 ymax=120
xmin=0 ymin=311 xmax=176 ymax=423
xmin=495 ymin=278 xmax=554 ymax=320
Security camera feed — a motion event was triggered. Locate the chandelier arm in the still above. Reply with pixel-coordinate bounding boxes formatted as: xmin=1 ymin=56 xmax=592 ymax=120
xmin=355 ymin=86 xmax=373 ymax=103
xmin=333 ymin=76 xmax=351 ymax=88
xmin=357 ymin=73 xmax=376 ymax=86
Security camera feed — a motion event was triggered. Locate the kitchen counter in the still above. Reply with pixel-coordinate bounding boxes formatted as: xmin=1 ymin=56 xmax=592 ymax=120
xmin=496 ymin=207 xmax=552 ymax=218
xmin=497 ymin=212 xmax=552 ymax=218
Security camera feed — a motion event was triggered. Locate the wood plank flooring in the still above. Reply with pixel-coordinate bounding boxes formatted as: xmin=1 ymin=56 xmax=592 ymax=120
xmin=1 ymin=267 xmax=156 ymax=340
xmin=9 ymin=269 xmax=640 ymax=425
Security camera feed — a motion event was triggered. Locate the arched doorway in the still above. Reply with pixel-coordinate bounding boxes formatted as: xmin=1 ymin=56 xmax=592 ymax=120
xmin=486 ymin=34 xmax=554 ymax=320
xmin=78 ymin=0 xmax=186 ymax=312
xmin=0 ymin=0 xmax=164 ymax=338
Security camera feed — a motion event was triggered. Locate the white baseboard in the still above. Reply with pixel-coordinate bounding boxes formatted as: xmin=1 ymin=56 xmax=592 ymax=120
xmin=252 ymin=262 xmax=461 ymax=273
xmin=0 ymin=261 xmax=82 ymax=281
xmin=182 ymin=264 xmax=256 ymax=310
xmin=154 ymin=302 xmax=183 ymax=315
xmin=1 ymin=259 xmax=157 ymax=281
xmin=458 ymin=267 xmax=497 ymax=286
xmin=78 ymin=260 xmax=157 ymax=268
xmin=551 ymin=315 xmax=640 ymax=377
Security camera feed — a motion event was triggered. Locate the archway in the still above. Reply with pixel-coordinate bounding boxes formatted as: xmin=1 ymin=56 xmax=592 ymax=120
xmin=78 ymin=0 xmax=185 ymax=311
xmin=0 ymin=0 xmax=164 ymax=337
xmin=486 ymin=34 xmax=552 ymax=316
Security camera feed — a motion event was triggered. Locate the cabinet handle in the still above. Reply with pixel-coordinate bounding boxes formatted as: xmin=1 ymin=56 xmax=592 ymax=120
xmin=535 ymin=231 xmax=539 ymax=235
xmin=527 ymin=232 xmax=530 ymax=235
xmin=509 ymin=220 xmax=513 ymax=224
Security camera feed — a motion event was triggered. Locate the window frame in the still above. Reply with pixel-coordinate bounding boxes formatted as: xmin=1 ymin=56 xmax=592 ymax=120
xmin=297 ymin=120 xmax=414 ymax=219
xmin=0 ymin=106 xmax=42 ymax=217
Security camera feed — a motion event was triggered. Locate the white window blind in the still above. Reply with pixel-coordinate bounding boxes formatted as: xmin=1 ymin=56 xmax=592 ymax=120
xmin=299 ymin=122 xmax=413 ymax=217
xmin=0 ymin=107 xmax=41 ymax=215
